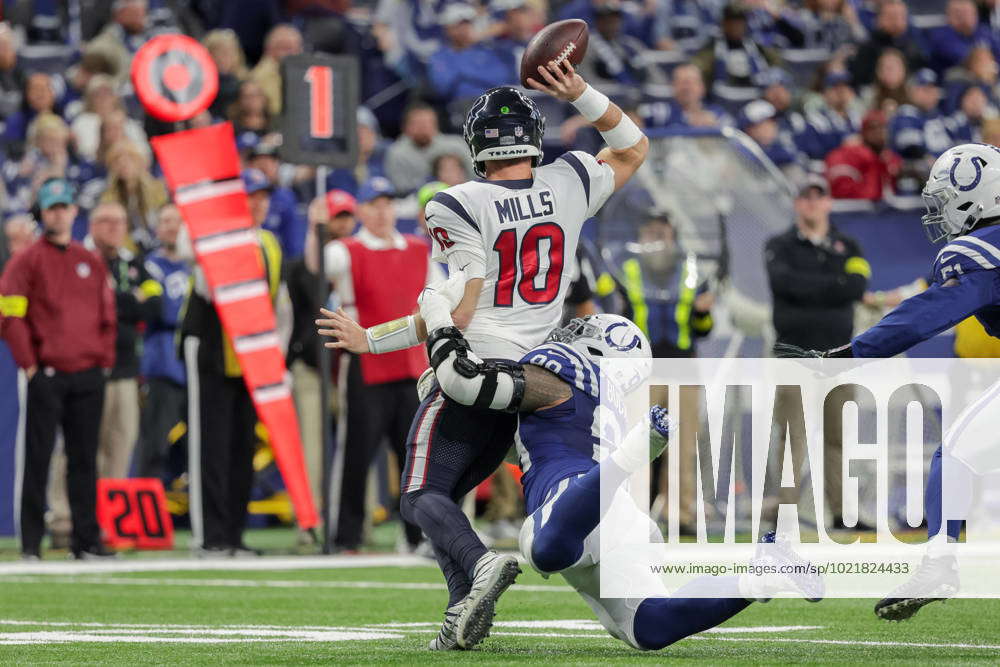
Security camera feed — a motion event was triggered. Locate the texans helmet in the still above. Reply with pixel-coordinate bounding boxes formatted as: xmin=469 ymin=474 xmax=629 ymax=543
xmin=463 ymin=86 xmax=545 ymax=177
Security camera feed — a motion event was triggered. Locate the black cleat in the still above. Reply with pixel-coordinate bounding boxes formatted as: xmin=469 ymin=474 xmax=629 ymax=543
xmin=71 ymin=544 xmax=118 ymax=560
xmin=874 ymin=555 xmax=959 ymax=622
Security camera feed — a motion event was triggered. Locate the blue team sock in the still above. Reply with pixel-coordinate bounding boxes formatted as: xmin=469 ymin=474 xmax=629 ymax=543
xmin=400 ymin=491 xmax=488 ymax=579
xmin=529 ymin=459 xmax=630 ymax=573
xmin=925 ymin=446 xmax=969 ymax=542
xmin=431 ymin=543 xmax=472 ymax=607
xmin=632 ymin=576 xmax=751 ymax=650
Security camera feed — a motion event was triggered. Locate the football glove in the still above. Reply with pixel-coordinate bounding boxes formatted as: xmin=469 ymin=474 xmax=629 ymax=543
xmin=773 ymin=342 xmax=854 ymax=358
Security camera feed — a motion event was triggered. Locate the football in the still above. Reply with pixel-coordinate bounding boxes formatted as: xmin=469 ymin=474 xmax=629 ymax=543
xmin=519 ymin=18 xmax=589 ymax=88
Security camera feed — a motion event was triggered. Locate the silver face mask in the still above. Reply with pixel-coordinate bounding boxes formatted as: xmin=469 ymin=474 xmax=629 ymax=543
xmin=921 ymin=182 xmax=958 ymax=244
xmin=546 ymin=317 xmax=602 ymax=345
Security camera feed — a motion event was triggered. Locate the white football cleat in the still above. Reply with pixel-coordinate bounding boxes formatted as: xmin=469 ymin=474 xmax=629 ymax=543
xmin=428 ymin=601 xmax=465 ymax=651
xmin=741 ymin=531 xmax=824 ymax=603
xmin=455 ymin=551 xmax=520 ymax=649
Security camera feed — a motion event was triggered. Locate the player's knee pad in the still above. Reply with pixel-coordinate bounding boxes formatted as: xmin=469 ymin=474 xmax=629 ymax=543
xmin=426 ymin=327 xmax=525 ymax=412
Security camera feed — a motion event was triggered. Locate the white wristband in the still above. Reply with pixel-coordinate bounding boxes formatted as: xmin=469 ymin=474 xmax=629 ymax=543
xmin=600 ymin=113 xmax=644 ymax=150
xmin=366 ymin=315 xmax=420 ymax=354
xmin=571 ymin=84 xmax=610 ymax=123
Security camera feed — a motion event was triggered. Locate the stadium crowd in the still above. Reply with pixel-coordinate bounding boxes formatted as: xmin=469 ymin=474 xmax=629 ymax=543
xmin=2 ymin=0 xmax=1000 ymax=556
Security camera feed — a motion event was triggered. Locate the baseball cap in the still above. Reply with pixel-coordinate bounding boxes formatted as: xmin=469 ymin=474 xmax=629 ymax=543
xmin=439 ymin=3 xmax=477 ymax=25
xmin=862 ymin=109 xmax=888 ymax=131
xmin=357 ymin=176 xmax=395 ymax=203
xmin=759 ymin=67 xmax=792 ymax=89
xmin=236 ymin=131 xmax=260 ymax=153
xmin=418 ymin=181 xmax=448 ymax=211
xmin=242 ymin=168 xmax=273 ymax=195
xmin=37 ymin=178 xmax=76 ymax=210
xmin=911 ymin=68 xmax=938 ymax=87
xmin=797 ymin=173 xmax=829 ymax=198
xmin=594 ymin=0 xmax=624 ymax=15
xmin=722 ymin=2 xmax=748 ymax=21
xmin=326 ymin=189 xmax=357 ymax=217
xmin=738 ymin=99 xmax=776 ymax=130
xmin=492 ymin=0 xmax=528 ymax=11
xmin=823 ymin=70 xmax=852 ymax=89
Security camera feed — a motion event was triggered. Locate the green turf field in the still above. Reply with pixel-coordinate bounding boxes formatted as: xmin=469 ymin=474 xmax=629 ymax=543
xmin=2 ymin=529 xmax=999 ymax=664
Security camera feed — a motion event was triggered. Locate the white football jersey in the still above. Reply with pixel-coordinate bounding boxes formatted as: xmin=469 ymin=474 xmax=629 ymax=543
xmin=426 ymin=151 xmax=616 ymax=359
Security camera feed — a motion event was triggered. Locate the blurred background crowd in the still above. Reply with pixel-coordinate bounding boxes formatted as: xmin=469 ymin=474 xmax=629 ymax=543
xmin=2 ymin=0 xmax=1000 ymax=557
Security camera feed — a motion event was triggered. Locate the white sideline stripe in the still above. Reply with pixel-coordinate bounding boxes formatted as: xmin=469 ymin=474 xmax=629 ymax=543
xmin=4 ymin=619 xmax=1000 ymax=651
xmin=0 ymin=553 xmax=454 ymax=575
xmin=3 ymin=575 xmax=573 ymax=593
xmin=0 ymin=631 xmax=401 ymax=645
xmin=689 ymin=636 xmax=1000 ymax=651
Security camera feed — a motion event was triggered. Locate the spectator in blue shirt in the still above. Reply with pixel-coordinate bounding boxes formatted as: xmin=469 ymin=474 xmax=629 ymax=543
xmin=2 ymin=72 xmax=60 ymax=151
xmin=947 ymin=83 xmax=991 ymax=144
xmin=738 ymin=99 xmax=804 ymax=175
xmin=800 ymin=70 xmax=861 ymax=160
xmin=492 ymin=0 xmax=540 ymax=83
xmin=556 ymin=0 xmax=650 ymax=45
xmin=640 ymin=63 xmax=731 ymax=129
xmin=136 ymin=203 xmax=191 ymax=481
xmin=247 ymin=137 xmax=307 ymax=260
xmin=427 ymin=3 xmax=514 ymax=105
xmin=927 ymin=0 xmax=1000 ymax=73
xmin=849 ymin=0 xmax=926 ymax=86
xmin=760 ymin=67 xmax=811 ymax=159
xmin=651 ymin=0 xmax=718 ymax=53
xmin=0 ymin=22 xmax=25 ymax=126
xmin=890 ymin=69 xmax=951 ymax=161
xmin=324 ymin=107 xmax=389 ymax=198
xmin=889 ymin=69 xmax=951 ymax=194
xmin=795 ymin=0 xmax=867 ymax=53
xmin=583 ymin=0 xmax=665 ymax=87
xmin=694 ymin=3 xmax=779 ymax=109
xmin=943 ymin=45 xmax=1000 ymax=113
xmin=3 ymin=113 xmax=103 ymax=220
xmin=745 ymin=0 xmax=806 ymax=50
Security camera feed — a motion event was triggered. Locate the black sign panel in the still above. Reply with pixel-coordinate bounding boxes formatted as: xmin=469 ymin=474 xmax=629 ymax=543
xmin=280 ymin=54 xmax=359 ymax=167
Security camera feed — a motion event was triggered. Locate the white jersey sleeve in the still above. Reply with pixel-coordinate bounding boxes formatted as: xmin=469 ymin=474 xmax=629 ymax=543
xmin=425 ymin=192 xmax=488 ymax=280
xmin=552 ymin=150 xmax=616 ymax=218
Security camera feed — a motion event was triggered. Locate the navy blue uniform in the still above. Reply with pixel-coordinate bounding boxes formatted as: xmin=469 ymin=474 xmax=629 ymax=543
xmin=516 ymin=342 xmax=625 ymax=515
xmin=514 ymin=341 xmax=753 ymax=650
xmin=852 ymin=224 xmax=1000 ymax=357
xmin=889 ymin=105 xmax=953 ymax=160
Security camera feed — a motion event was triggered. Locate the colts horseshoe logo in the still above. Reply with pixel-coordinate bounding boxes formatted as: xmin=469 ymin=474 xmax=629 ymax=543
xmin=604 ymin=321 xmax=641 ymax=352
xmin=949 ymin=155 xmax=988 ymax=192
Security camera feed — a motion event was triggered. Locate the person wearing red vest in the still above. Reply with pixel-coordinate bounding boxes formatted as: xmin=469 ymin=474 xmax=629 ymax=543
xmin=321 ymin=176 xmax=439 ymax=552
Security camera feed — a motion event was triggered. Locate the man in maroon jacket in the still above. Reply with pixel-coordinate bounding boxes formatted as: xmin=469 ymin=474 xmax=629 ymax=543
xmin=0 ymin=178 xmax=117 ymax=560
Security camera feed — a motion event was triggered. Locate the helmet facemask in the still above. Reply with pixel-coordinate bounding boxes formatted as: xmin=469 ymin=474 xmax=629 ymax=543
xmin=921 ymin=181 xmax=980 ymax=244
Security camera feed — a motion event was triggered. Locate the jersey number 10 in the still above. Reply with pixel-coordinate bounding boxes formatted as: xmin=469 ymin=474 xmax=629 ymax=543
xmin=493 ymin=222 xmax=565 ymax=306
